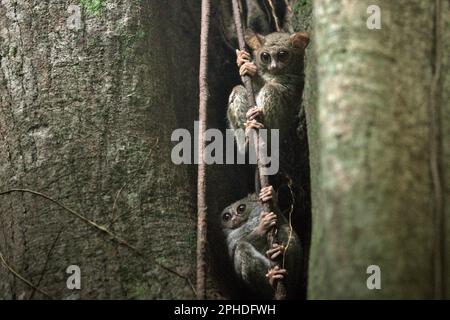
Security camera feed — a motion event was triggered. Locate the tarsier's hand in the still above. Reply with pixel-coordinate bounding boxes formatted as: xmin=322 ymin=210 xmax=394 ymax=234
xmin=259 ymin=185 xmax=275 ymax=203
xmin=244 ymin=107 xmax=264 ymax=130
xmin=236 ymin=49 xmax=257 ymax=77
xmin=257 ymin=211 xmax=277 ymax=235
xmin=246 ymin=106 xmax=263 ymax=121
xmin=266 ymin=266 xmax=288 ymax=287
xmin=266 ymin=243 xmax=285 ymax=260
xmin=236 ymin=49 xmax=251 ymax=67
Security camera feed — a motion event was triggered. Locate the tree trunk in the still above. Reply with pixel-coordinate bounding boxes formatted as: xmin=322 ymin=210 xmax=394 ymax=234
xmin=0 ymin=0 xmax=201 ymax=299
xmin=305 ymin=0 xmax=450 ymax=299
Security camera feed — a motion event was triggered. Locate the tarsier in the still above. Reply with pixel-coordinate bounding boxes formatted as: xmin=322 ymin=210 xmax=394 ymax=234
xmin=225 ymin=30 xmax=309 ymax=297
xmin=227 ymin=30 xmax=309 ymax=155
xmin=221 ymin=186 xmax=302 ymax=299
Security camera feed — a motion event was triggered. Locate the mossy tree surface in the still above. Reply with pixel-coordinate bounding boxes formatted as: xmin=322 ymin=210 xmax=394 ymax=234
xmin=0 ymin=1 xmax=201 ymax=299
xmin=299 ymin=0 xmax=450 ymax=299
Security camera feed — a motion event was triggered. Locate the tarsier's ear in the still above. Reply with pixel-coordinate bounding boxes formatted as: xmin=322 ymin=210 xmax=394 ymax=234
xmin=244 ymin=29 xmax=265 ymax=50
xmin=290 ymin=32 xmax=309 ymax=51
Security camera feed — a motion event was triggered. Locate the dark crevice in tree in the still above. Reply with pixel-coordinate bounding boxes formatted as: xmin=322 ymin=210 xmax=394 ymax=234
xmin=206 ymin=0 xmax=311 ymax=300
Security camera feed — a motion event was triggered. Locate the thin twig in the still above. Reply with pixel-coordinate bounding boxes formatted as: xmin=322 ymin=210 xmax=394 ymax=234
xmin=0 ymin=251 xmax=52 ymax=299
xmin=156 ymin=263 xmax=197 ymax=295
xmin=0 ymin=188 xmax=195 ymax=295
xmin=282 ymin=176 xmax=295 ymax=270
xmin=282 ymin=0 xmax=295 ymax=33
xmin=0 ymin=188 xmax=139 ymax=253
xmin=283 ymin=0 xmax=292 ymax=12
xmin=267 ymin=0 xmax=281 ymax=31
xmin=28 ymin=227 xmax=64 ymax=300
xmin=197 ymin=0 xmax=211 ymax=300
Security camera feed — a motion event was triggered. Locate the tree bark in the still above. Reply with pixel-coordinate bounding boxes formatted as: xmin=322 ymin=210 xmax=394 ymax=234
xmin=0 ymin=0 xmax=201 ymax=299
xmin=306 ymin=0 xmax=450 ymax=299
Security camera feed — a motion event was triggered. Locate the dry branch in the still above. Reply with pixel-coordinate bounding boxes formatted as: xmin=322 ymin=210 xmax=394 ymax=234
xmin=0 ymin=188 xmax=195 ymax=295
xmin=196 ymin=0 xmax=211 ymax=300
xmin=231 ymin=0 xmax=287 ymax=300
xmin=0 ymin=251 xmax=52 ymax=299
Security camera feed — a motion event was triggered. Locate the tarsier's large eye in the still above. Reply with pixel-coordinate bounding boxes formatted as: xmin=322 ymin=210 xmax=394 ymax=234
xmin=277 ymin=50 xmax=289 ymax=62
xmin=222 ymin=212 xmax=231 ymax=221
xmin=260 ymin=52 xmax=271 ymax=63
xmin=237 ymin=204 xmax=246 ymax=214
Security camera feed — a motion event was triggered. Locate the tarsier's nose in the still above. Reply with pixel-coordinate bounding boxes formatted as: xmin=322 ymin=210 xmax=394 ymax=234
xmin=268 ymin=60 xmax=277 ymax=71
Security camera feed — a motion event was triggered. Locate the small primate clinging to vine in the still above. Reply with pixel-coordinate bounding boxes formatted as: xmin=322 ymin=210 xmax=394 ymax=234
xmin=221 ymin=186 xmax=302 ymax=299
xmin=227 ymin=30 xmax=309 ymax=155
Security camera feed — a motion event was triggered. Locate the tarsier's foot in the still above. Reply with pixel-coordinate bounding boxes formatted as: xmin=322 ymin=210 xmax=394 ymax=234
xmin=245 ymin=107 xmax=264 ymax=130
xmin=236 ymin=49 xmax=257 ymax=77
xmin=266 ymin=266 xmax=288 ymax=287
xmin=266 ymin=243 xmax=285 ymax=260
xmin=244 ymin=119 xmax=264 ymax=130
xmin=246 ymin=106 xmax=263 ymax=121
xmin=258 ymin=211 xmax=277 ymax=235
xmin=259 ymin=185 xmax=275 ymax=203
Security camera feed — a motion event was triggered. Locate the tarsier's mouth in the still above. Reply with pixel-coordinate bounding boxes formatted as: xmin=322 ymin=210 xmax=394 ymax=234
xmin=266 ymin=67 xmax=285 ymax=76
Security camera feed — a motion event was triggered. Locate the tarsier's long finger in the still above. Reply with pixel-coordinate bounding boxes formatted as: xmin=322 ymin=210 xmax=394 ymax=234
xmin=239 ymin=66 xmax=256 ymax=77
xmin=239 ymin=54 xmax=251 ymax=65
xmin=262 ymin=213 xmax=274 ymax=222
xmin=267 ymin=244 xmax=284 ymax=252
xmin=236 ymin=49 xmax=251 ymax=66
xmin=260 ymin=186 xmax=273 ymax=194
xmin=260 ymin=211 xmax=269 ymax=219
xmin=246 ymin=110 xmax=263 ymax=122
xmin=265 ymin=212 xmax=276 ymax=219
xmin=239 ymin=62 xmax=257 ymax=77
xmin=266 ymin=248 xmax=278 ymax=256
xmin=244 ymin=120 xmax=264 ymax=129
xmin=259 ymin=190 xmax=273 ymax=202
xmin=270 ymin=252 xmax=282 ymax=260
xmin=264 ymin=218 xmax=277 ymax=226
xmin=266 ymin=266 xmax=287 ymax=286
xmin=259 ymin=192 xmax=269 ymax=200
xmin=263 ymin=214 xmax=276 ymax=223
xmin=246 ymin=109 xmax=259 ymax=120
xmin=275 ymin=269 xmax=288 ymax=276
xmin=267 ymin=246 xmax=284 ymax=260
xmin=264 ymin=219 xmax=277 ymax=229
xmin=259 ymin=187 xmax=272 ymax=198
xmin=266 ymin=246 xmax=283 ymax=255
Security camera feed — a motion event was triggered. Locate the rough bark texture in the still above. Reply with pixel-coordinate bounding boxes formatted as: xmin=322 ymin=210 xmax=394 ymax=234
xmin=0 ymin=0 xmax=201 ymax=299
xmin=305 ymin=0 xmax=450 ymax=299
xmin=439 ymin=0 xmax=450 ymax=299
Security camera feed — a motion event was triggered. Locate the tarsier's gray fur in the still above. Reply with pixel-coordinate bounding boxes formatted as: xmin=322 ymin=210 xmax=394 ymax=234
xmin=221 ymin=194 xmax=302 ymax=299
xmin=227 ymin=31 xmax=308 ymax=154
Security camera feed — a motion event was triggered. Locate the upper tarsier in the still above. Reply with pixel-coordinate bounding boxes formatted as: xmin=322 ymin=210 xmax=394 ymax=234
xmin=224 ymin=30 xmax=309 ymax=298
xmin=227 ymin=30 xmax=309 ymax=154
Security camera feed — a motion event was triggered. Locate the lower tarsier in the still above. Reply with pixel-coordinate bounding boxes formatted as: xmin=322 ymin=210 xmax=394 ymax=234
xmin=221 ymin=186 xmax=301 ymax=299
xmin=222 ymin=30 xmax=309 ymax=299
